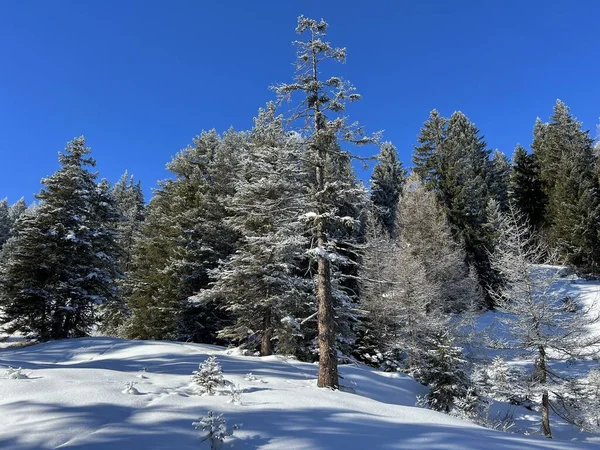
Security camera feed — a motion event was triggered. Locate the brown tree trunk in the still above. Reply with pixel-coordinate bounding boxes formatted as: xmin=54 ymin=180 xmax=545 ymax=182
xmin=316 ymin=221 xmax=339 ymax=389
xmin=539 ymin=346 xmax=552 ymax=438
xmin=260 ymin=308 xmax=273 ymax=357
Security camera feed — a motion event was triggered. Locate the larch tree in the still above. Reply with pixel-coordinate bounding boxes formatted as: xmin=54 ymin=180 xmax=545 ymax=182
xmin=370 ymin=142 xmax=406 ymax=236
xmin=273 ymin=16 xmax=378 ymax=389
xmin=488 ymin=206 xmax=600 ymax=438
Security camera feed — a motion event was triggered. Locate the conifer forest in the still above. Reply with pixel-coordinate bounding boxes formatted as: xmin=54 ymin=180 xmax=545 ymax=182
xmin=2 ymin=15 xmax=600 ymax=446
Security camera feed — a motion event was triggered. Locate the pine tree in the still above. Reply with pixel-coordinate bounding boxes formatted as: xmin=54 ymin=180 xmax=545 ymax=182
xmin=193 ymin=104 xmax=312 ymax=356
xmin=0 ymin=137 xmax=121 ymax=339
xmin=273 ymin=16 xmax=378 ymax=389
xmin=370 ymin=142 xmax=406 ymax=236
xmin=509 ymin=144 xmax=545 ymax=229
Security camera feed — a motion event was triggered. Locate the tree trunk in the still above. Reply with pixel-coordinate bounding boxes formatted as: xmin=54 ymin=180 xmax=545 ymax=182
xmin=260 ymin=308 xmax=273 ymax=357
xmin=316 ymin=221 xmax=339 ymax=389
xmin=539 ymin=345 xmax=552 ymax=438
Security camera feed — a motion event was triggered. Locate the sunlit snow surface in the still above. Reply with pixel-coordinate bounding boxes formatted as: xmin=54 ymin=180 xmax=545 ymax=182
xmin=1 ymin=334 xmax=599 ymax=449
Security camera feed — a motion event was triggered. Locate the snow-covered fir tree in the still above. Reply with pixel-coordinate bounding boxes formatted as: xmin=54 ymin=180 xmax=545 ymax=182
xmin=193 ymin=104 xmax=312 ymax=356
xmin=489 ymin=150 xmax=511 ymax=211
xmin=191 ymin=355 xmax=225 ymax=395
xmin=193 ymin=411 xmax=230 ymax=450
xmin=0 ymin=137 xmax=121 ymax=339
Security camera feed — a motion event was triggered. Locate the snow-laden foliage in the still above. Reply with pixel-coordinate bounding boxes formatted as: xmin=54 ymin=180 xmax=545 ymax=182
xmin=0 ymin=137 xmax=121 ymax=340
xmin=192 ymin=356 xmax=225 ymax=395
xmin=193 ymin=411 xmax=230 ymax=450
xmin=487 ymin=206 xmax=600 ymax=438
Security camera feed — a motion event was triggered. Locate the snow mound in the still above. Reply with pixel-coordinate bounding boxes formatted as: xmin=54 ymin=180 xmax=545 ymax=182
xmin=0 ymin=337 xmax=596 ymax=449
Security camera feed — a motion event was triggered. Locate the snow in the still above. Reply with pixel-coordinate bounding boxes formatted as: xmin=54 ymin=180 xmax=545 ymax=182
xmin=0 ymin=337 xmax=597 ymax=449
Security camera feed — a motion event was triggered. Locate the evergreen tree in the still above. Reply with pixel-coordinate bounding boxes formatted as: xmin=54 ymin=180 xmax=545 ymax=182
xmin=413 ymin=110 xmax=496 ymax=304
xmin=112 ymin=171 xmax=145 ymax=274
xmin=8 ymin=197 xmax=27 ymax=224
xmin=412 ymin=109 xmax=447 ymax=189
xmin=370 ymin=142 xmax=406 ymax=236
xmin=0 ymin=199 xmax=10 ymax=248
xmin=273 ymin=16 xmax=377 ymax=389
xmin=532 ymin=100 xmax=600 ymax=270
xmin=193 ymin=104 xmax=312 ymax=356
xmin=509 ymin=144 xmax=545 ymax=229
xmin=489 ymin=150 xmax=511 ymax=211
xmin=125 ymin=130 xmax=244 ymax=341
xmin=0 ymin=137 xmax=121 ymax=339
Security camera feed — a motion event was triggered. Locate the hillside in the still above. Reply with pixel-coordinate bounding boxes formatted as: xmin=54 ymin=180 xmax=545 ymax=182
xmin=0 ymin=336 xmax=598 ymax=449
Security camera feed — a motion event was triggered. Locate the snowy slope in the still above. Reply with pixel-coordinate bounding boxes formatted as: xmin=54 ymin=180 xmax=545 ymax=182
xmin=0 ymin=338 xmax=597 ymax=449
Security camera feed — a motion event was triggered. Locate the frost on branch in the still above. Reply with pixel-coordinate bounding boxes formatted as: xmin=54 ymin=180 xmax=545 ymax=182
xmin=191 ymin=356 xmax=225 ymax=395
xmin=193 ymin=411 xmax=232 ymax=450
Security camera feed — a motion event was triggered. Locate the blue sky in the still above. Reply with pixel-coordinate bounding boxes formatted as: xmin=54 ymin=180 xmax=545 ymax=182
xmin=1 ymin=1 xmax=599 ymax=204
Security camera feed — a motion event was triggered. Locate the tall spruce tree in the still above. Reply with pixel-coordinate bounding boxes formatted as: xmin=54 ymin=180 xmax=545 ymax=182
xmin=193 ymin=104 xmax=312 ymax=356
xmin=532 ymin=100 xmax=600 ymax=270
xmin=112 ymin=172 xmax=145 ymax=274
xmin=273 ymin=16 xmax=378 ymax=388
xmin=0 ymin=199 xmax=10 ymax=249
xmin=125 ymin=130 xmax=244 ymax=341
xmin=370 ymin=142 xmax=406 ymax=236
xmin=509 ymin=144 xmax=545 ymax=230
xmin=489 ymin=150 xmax=511 ymax=211
xmin=0 ymin=137 xmax=121 ymax=339
xmin=413 ymin=110 xmax=495 ymax=305
xmin=412 ymin=109 xmax=447 ymax=189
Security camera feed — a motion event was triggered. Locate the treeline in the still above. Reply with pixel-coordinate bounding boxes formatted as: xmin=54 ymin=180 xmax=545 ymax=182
xmin=1 ymin=17 xmax=600 ymax=427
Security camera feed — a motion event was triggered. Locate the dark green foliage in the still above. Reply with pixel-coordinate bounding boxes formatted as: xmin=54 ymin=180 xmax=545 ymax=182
xmin=509 ymin=144 xmax=545 ymax=229
xmin=531 ymin=100 xmax=600 ymax=271
xmin=489 ymin=150 xmax=511 ymax=211
xmin=370 ymin=142 xmax=406 ymax=236
xmin=413 ymin=110 xmax=496 ymax=306
xmin=0 ymin=137 xmax=121 ymax=340
xmin=125 ymin=130 xmax=244 ymax=341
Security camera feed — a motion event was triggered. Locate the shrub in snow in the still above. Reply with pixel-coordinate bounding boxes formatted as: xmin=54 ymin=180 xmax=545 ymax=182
xmin=3 ymin=367 xmax=29 ymax=379
xmin=122 ymin=381 xmax=140 ymax=395
xmin=227 ymin=383 xmax=243 ymax=405
xmin=192 ymin=356 xmax=225 ymax=395
xmin=193 ymin=411 xmax=231 ymax=450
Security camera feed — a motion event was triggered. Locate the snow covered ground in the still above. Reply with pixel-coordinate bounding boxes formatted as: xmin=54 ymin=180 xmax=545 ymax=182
xmin=1 ymin=336 xmax=599 ymax=449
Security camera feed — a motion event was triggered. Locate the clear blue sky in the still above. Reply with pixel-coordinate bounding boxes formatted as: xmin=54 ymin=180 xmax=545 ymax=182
xmin=1 ymin=1 xmax=599 ymax=204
